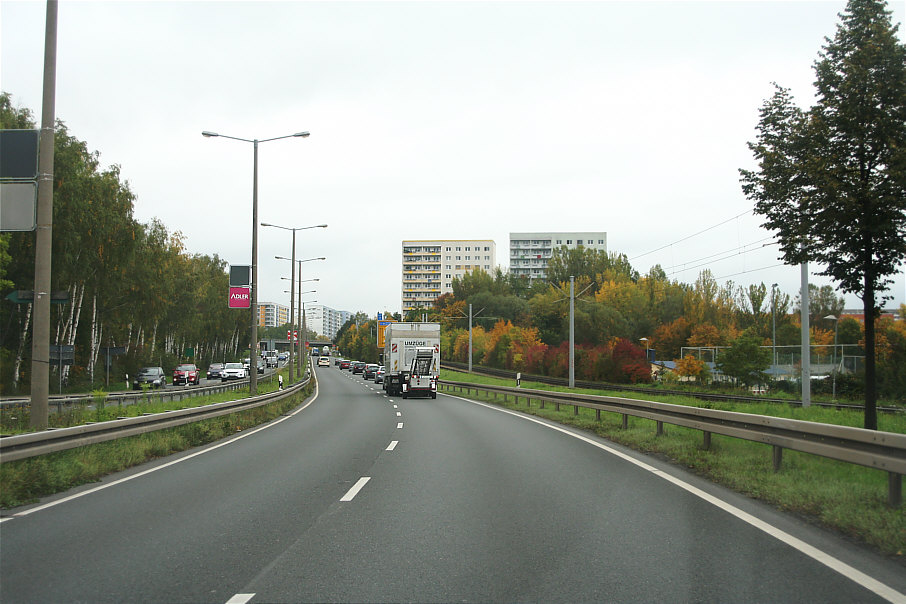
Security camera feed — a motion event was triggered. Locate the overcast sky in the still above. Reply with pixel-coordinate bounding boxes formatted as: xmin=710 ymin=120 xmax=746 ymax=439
xmin=3 ymin=0 xmax=905 ymax=317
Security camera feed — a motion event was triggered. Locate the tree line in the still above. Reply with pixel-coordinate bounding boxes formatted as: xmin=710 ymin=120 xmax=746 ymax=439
xmin=0 ymin=93 xmax=247 ymax=393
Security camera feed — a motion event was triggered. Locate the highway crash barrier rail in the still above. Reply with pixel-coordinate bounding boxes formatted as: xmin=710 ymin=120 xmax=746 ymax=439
xmin=0 ymin=371 xmax=282 ymax=414
xmin=439 ymin=380 xmax=906 ymax=508
xmin=0 ymin=375 xmax=310 ymax=464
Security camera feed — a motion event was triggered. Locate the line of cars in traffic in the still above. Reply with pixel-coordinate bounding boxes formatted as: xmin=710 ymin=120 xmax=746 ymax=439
xmin=332 ymin=357 xmax=384 ymax=384
xmin=132 ymin=355 xmax=281 ymax=390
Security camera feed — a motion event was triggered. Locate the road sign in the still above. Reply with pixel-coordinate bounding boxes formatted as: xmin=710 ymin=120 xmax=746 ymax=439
xmin=377 ymin=319 xmax=397 ymax=348
xmin=0 ymin=129 xmax=39 ymax=180
xmin=229 ymin=286 xmax=250 ymax=308
xmin=0 ymin=182 xmax=37 ymax=231
xmin=5 ymin=290 xmax=69 ymax=304
xmin=229 ymin=265 xmax=251 ymax=287
xmin=49 ymin=345 xmax=74 ymax=363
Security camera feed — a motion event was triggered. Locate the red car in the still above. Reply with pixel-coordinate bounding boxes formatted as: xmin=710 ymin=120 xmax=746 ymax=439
xmin=173 ymin=363 xmax=200 ymax=385
xmin=339 ymin=359 xmax=351 ymax=369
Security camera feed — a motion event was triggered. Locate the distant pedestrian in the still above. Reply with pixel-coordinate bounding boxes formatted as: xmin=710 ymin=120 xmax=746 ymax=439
xmin=278 ymin=374 xmax=284 ymax=390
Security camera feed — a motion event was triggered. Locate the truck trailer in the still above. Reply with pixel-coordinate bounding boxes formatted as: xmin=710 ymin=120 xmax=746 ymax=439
xmin=382 ymin=322 xmax=440 ymax=397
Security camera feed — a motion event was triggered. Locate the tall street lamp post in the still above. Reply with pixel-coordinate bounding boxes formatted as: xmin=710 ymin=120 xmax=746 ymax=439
xmin=202 ymin=129 xmax=309 ymax=394
xmin=263 ymin=223 xmax=326 ymax=382
xmin=276 ymin=256 xmax=324 ymax=373
xmin=281 ymin=277 xmax=319 ymax=376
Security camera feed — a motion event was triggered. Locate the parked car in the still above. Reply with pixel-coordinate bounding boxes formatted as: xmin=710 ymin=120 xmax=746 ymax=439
xmin=133 ymin=366 xmax=166 ymax=390
xmin=221 ymin=362 xmax=247 ymax=381
xmin=317 ymin=356 xmax=330 ymax=367
xmin=206 ymin=363 xmax=224 ymax=379
xmin=352 ymin=361 xmax=366 ymax=374
xmin=363 ymin=363 xmax=379 ymax=379
xmin=339 ymin=359 xmax=351 ymax=370
xmin=173 ymin=363 xmax=200 ymax=385
xmin=374 ymin=365 xmax=385 ymax=384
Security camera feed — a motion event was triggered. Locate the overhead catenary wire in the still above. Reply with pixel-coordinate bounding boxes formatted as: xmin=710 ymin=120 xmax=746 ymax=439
xmin=630 ymin=209 xmax=754 ymax=262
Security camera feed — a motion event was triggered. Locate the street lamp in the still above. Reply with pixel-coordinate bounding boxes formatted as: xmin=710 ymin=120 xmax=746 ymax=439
xmin=825 ymin=314 xmax=839 ymax=400
xmin=640 ymin=337 xmax=649 ymax=363
xmin=202 ymin=129 xmax=310 ymax=395
xmin=263 ymin=223 xmax=327 ymax=381
xmin=276 ymin=256 xmax=324 ymax=372
xmin=281 ymin=276 xmax=318 ymax=377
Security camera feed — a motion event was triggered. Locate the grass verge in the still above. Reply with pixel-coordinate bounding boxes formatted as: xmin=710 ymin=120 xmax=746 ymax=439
xmin=0 ymin=375 xmax=313 ymax=509
xmin=441 ymin=370 xmax=906 ymax=559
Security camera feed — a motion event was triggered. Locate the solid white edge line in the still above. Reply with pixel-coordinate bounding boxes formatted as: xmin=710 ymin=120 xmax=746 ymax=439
xmin=387 ymin=440 xmax=398 ymax=451
xmin=340 ymin=476 xmax=371 ymax=501
xmin=225 ymin=594 xmax=256 ymax=604
xmin=11 ymin=380 xmax=321 ymax=519
xmin=445 ymin=392 xmax=906 ymax=604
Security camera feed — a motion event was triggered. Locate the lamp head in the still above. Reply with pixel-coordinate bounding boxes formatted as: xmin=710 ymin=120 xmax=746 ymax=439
xmin=202 ymin=131 xmax=219 ymax=137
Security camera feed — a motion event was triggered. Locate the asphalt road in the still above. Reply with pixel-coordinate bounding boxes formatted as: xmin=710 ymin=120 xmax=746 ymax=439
xmin=2 ymin=365 xmax=905 ymax=603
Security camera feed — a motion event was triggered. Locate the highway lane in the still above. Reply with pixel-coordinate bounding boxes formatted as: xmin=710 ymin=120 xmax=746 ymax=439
xmin=2 ymin=365 xmax=905 ymax=603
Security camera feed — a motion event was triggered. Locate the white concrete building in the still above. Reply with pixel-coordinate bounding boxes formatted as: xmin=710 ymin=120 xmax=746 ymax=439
xmin=402 ymin=239 xmax=496 ymax=312
xmin=509 ymin=232 xmax=607 ymax=282
xmin=302 ymin=304 xmax=352 ymax=341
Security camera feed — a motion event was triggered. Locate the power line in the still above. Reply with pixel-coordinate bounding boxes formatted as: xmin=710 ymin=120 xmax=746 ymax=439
xmin=665 ymin=239 xmax=778 ymax=278
xmin=630 ymin=209 xmax=754 ymax=262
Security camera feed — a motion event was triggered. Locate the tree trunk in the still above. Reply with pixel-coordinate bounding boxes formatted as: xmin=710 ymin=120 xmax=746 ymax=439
xmin=863 ymin=276 xmax=878 ymax=430
xmin=13 ymin=304 xmax=33 ymax=392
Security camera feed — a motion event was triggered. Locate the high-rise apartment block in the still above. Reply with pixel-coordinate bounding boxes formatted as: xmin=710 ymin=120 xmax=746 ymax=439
xmin=402 ymin=239 xmax=496 ymax=312
xmin=302 ymin=304 xmax=352 ymax=341
xmin=509 ymin=232 xmax=607 ymax=282
xmin=257 ymin=301 xmax=290 ymax=328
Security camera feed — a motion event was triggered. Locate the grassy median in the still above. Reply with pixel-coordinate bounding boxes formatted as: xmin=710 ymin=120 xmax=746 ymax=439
xmin=440 ymin=369 xmax=906 ymax=560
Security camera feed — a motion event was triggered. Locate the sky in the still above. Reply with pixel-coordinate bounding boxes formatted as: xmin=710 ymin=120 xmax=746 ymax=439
xmin=3 ymin=0 xmax=905 ymax=317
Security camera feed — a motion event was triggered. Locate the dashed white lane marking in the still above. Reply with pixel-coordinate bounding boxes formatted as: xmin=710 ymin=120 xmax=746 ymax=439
xmin=340 ymin=476 xmax=371 ymax=502
xmin=448 ymin=393 xmax=906 ymax=604
xmin=386 ymin=441 xmax=398 ymax=451
xmin=396 ymin=411 xmax=402 ymax=417
xmin=393 ymin=404 xmax=398 ymax=408
xmin=225 ymin=594 xmax=255 ymax=604
xmin=397 ymin=423 xmax=404 ymax=429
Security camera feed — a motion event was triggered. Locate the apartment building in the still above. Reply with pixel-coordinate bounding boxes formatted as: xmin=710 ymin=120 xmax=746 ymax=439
xmin=257 ymin=301 xmax=290 ymax=328
xmin=509 ymin=232 xmax=607 ymax=282
xmin=402 ymin=239 xmax=496 ymax=312
xmin=302 ymin=304 xmax=352 ymax=341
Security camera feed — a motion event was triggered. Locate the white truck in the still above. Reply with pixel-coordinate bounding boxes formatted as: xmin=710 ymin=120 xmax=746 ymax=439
xmin=382 ymin=322 xmax=440 ymax=397
xmin=402 ymin=346 xmax=439 ymax=399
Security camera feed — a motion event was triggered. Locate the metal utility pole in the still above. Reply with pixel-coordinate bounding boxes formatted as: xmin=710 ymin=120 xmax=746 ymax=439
xmin=569 ymin=276 xmax=575 ymax=389
xmin=468 ymin=303 xmax=473 ymax=374
xmin=800 ymin=263 xmax=811 ymax=407
xmin=30 ymin=0 xmax=58 ymax=429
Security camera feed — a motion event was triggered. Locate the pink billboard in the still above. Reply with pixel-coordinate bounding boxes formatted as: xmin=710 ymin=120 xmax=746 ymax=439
xmin=228 ymin=286 xmax=250 ymax=309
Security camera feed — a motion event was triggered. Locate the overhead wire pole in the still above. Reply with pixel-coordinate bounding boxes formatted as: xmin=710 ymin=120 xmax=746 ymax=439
xmin=569 ymin=276 xmax=575 ymax=389
xmin=30 ymin=0 xmax=58 ymax=429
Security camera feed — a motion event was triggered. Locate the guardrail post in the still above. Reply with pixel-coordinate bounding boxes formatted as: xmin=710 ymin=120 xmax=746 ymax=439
xmin=555 ymin=401 xmax=560 ymax=412
xmin=573 ymin=404 xmax=579 ymax=416
xmin=773 ymin=446 xmax=783 ymax=472
xmin=622 ymin=414 xmax=628 ymax=430
xmin=656 ymin=421 xmax=664 ymax=436
xmin=889 ymin=473 xmax=902 ymax=508
xmin=595 ymin=409 xmax=600 ymax=421
xmin=703 ymin=431 xmax=712 ymax=451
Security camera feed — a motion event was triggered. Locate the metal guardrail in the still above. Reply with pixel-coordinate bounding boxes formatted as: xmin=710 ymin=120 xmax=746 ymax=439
xmin=439 ymin=380 xmax=906 ymax=508
xmin=441 ymin=361 xmax=904 ymax=413
xmin=0 ymin=371 xmax=282 ymax=413
xmin=0 ymin=375 xmax=310 ymax=463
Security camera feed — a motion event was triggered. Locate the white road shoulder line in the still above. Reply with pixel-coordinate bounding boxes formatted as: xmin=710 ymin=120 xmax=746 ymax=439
xmin=10 ymin=382 xmax=321 ymax=519
xmin=340 ymin=476 xmax=371 ymax=501
xmin=448 ymin=393 xmax=906 ymax=604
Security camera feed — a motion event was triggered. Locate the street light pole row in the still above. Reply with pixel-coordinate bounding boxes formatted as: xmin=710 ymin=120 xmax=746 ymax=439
xmin=201 ymin=130 xmax=309 ymax=395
